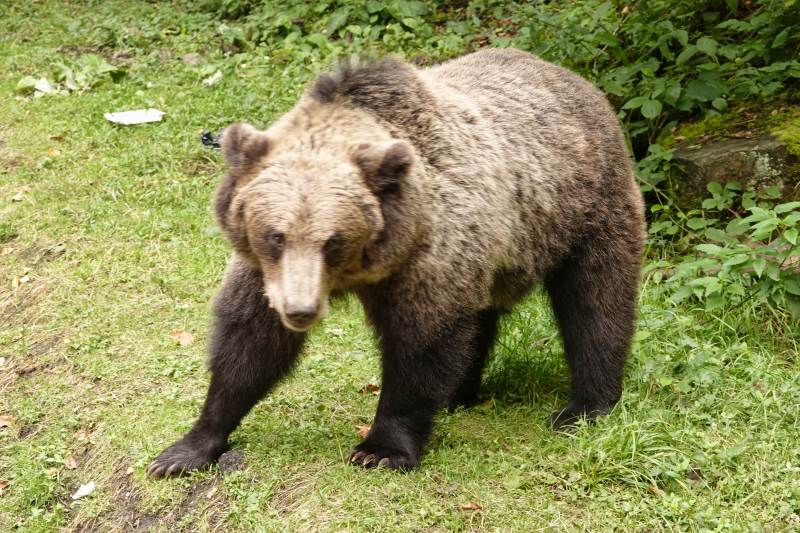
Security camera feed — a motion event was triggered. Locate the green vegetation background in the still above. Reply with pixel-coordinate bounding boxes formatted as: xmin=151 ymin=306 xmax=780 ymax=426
xmin=1 ymin=0 xmax=799 ymax=531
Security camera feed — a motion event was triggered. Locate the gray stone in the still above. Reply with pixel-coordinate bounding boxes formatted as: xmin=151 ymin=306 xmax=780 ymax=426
xmin=672 ymin=134 xmax=799 ymax=207
xmin=218 ymin=449 xmax=245 ymax=473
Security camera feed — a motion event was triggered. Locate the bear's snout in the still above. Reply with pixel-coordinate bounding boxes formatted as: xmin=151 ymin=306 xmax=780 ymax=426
xmin=284 ymin=303 xmax=320 ymax=330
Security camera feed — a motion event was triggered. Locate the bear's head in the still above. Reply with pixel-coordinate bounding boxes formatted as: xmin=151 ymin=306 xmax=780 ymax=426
xmin=214 ymin=122 xmax=417 ymax=332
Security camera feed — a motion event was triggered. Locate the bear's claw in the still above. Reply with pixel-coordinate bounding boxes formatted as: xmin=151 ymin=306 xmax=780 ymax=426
xmin=349 ymin=444 xmax=417 ymax=470
xmin=147 ymin=437 xmax=224 ymax=478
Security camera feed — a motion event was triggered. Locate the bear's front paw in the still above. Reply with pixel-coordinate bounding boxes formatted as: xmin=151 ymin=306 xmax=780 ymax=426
xmin=349 ymin=438 xmax=419 ymax=470
xmin=146 ymin=435 xmax=226 ymax=478
xmin=548 ymin=400 xmax=612 ymax=429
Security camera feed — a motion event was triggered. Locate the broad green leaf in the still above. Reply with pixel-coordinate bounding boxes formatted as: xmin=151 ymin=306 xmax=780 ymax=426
xmin=366 ymin=0 xmax=383 ymax=14
xmin=725 ymin=218 xmax=750 ymax=237
xmin=772 ymin=28 xmax=789 ymax=48
xmin=641 ymin=99 xmax=663 ymax=119
xmin=783 ymin=212 xmax=800 ymax=225
xmin=752 ymin=258 xmax=767 ymax=277
xmin=664 ymin=82 xmax=682 ymax=105
xmin=723 ymin=254 xmax=749 ymax=267
xmin=696 ymin=243 xmax=724 ymax=254
xmin=707 ymin=182 xmax=723 ymax=195
xmin=687 ymin=217 xmax=711 ymax=230
xmin=622 ymin=96 xmax=649 ymax=109
xmin=673 ymin=29 xmax=689 ymax=47
xmin=685 ymin=79 xmax=724 ymax=102
xmin=676 ymin=45 xmax=697 ymax=65
xmin=784 ymin=227 xmax=798 ymax=245
xmin=696 ymin=36 xmax=718 ymax=56
xmin=784 ymin=278 xmax=800 ymax=296
xmin=787 ymin=295 xmax=800 ymax=318
xmin=326 ymin=8 xmax=350 ymax=35
xmin=774 ymin=201 xmax=800 ymax=214
xmin=704 ymin=228 xmax=730 ymax=242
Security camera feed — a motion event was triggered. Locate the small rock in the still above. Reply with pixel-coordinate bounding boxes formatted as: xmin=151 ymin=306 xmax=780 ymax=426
xmin=218 ymin=449 xmax=245 ymax=473
xmin=672 ymin=134 xmax=799 ymax=208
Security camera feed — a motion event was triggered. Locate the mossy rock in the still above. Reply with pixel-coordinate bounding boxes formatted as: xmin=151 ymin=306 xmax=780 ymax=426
xmin=672 ymin=134 xmax=799 ymax=208
xmin=664 ymin=97 xmax=800 ymax=207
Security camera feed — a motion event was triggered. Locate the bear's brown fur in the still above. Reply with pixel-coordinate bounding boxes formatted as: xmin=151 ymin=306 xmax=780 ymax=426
xmin=147 ymin=48 xmax=645 ymax=477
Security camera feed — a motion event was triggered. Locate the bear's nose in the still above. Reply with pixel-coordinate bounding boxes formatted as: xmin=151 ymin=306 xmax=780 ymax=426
xmin=285 ymin=306 xmax=317 ymax=325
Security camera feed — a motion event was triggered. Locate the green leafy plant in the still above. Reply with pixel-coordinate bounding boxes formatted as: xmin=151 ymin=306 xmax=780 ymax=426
xmin=198 ymin=0 xmax=800 ymax=159
xmin=647 ymin=182 xmax=800 ymax=319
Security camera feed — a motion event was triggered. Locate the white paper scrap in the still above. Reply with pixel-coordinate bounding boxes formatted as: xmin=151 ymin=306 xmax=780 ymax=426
xmin=104 ymin=108 xmax=164 ymax=125
xmin=202 ymin=70 xmax=223 ymax=86
xmin=34 ymin=78 xmax=56 ymax=95
xmin=71 ymin=481 xmax=96 ymax=500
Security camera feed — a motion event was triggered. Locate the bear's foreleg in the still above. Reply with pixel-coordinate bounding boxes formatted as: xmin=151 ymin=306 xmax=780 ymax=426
xmin=545 ymin=239 xmax=640 ymax=428
xmin=350 ymin=314 xmax=483 ymax=469
xmin=147 ymin=260 xmax=305 ymax=478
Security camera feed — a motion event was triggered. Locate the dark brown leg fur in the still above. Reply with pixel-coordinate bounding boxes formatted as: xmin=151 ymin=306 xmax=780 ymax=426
xmin=147 ymin=262 xmax=305 ymax=478
xmin=448 ymin=308 xmax=500 ymax=410
xmin=545 ymin=237 xmax=640 ymax=429
xmin=350 ymin=309 xmax=484 ymax=469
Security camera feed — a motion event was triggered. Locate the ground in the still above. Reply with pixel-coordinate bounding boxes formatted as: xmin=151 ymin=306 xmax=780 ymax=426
xmin=1 ymin=1 xmax=799 ymax=531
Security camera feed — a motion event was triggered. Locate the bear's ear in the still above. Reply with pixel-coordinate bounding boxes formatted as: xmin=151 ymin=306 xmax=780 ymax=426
xmin=352 ymin=140 xmax=413 ymax=196
xmin=215 ymin=123 xmax=271 ymax=228
xmin=221 ymin=122 xmax=271 ymax=174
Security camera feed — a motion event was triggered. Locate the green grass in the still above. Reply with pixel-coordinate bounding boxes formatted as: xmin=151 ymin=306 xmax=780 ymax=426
xmin=1 ymin=1 xmax=799 ymax=531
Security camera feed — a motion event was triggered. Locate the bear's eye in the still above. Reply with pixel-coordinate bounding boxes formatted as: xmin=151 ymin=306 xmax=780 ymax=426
xmin=263 ymin=231 xmax=285 ymax=261
xmin=270 ymin=232 xmax=285 ymax=247
xmin=323 ymin=233 xmax=346 ymax=267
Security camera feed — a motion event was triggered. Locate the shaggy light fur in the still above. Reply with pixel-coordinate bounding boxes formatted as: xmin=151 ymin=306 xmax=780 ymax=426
xmin=148 ymin=48 xmax=645 ymax=477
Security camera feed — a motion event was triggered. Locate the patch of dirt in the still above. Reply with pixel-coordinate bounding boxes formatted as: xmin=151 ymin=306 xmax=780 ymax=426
xmin=17 ymin=240 xmax=66 ymax=265
xmin=0 ymin=278 xmax=50 ymax=329
xmin=0 ymin=241 xmax=65 ymax=328
xmin=17 ymin=421 xmax=39 ymax=439
xmin=57 ymin=44 xmax=102 ymax=57
xmin=0 ymin=150 xmax=24 ymax=175
xmin=181 ymin=155 xmax=220 ymax=177
xmin=28 ymin=333 xmax=63 ymax=358
xmin=0 ymin=129 xmax=25 ymax=176
xmin=70 ymin=462 xmax=228 ymax=532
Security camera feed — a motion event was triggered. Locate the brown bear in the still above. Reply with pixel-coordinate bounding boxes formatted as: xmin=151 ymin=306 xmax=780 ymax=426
xmin=147 ymin=48 xmax=645 ymax=477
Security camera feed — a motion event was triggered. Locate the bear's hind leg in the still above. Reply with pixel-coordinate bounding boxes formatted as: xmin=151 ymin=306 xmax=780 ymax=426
xmin=448 ymin=308 xmax=500 ymax=410
xmin=544 ymin=240 xmax=640 ymax=429
xmin=147 ymin=260 xmax=305 ymax=478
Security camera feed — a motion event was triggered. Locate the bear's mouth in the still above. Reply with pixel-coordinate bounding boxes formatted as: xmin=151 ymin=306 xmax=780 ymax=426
xmin=281 ymin=312 xmax=319 ymax=332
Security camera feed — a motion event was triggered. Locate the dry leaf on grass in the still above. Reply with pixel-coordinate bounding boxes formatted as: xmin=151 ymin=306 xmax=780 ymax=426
xmin=461 ymin=501 xmax=482 ymax=511
xmin=170 ymin=330 xmax=194 ymax=346
xmin=0 ymin=415 xmax=15 ymax=428
xmin=65 ymin=456 xmax=78 ymax=470
xmin=15 ymin=365 xmax=37 ymax=376
xmin=356 ymin=425 xmax=371 ymax=438
xmin=0 ymin=480 xmax=9 ymax=497
xmin=359 ymin=383 xmax=380 ymax=395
